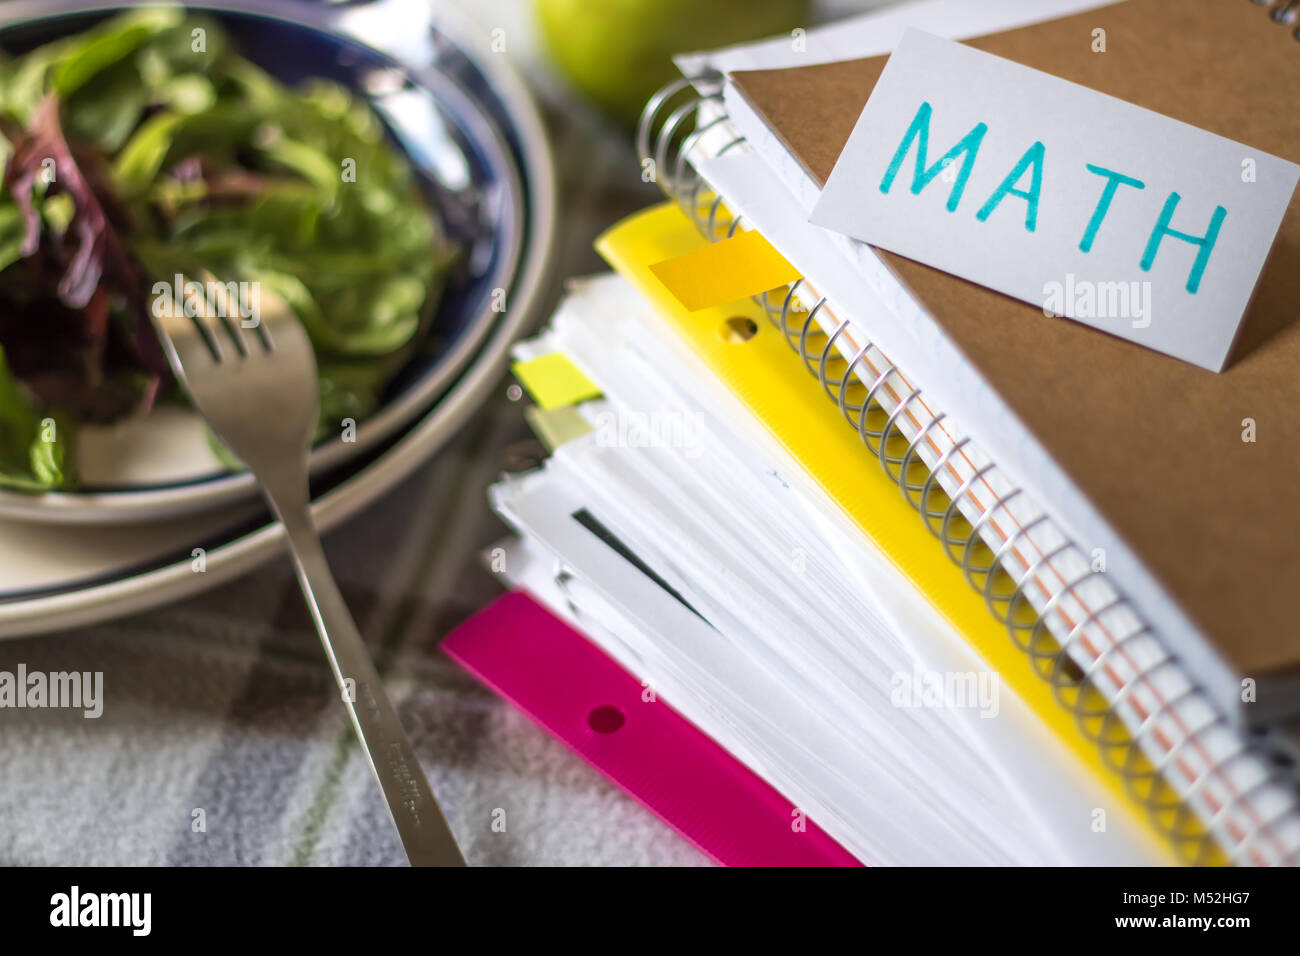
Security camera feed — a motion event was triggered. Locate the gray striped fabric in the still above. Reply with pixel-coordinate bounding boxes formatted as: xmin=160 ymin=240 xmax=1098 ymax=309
xmin=0 ymin=0 xmax=729 ymax=864
xmin=0 ymin=392 xmax=705 ymax=865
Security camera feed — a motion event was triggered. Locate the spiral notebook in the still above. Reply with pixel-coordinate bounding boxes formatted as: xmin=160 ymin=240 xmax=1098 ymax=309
xmin=637 ymin=0 xmax=1300 ymax=864
xmin=726 ymin=0 xmax=1300 ymax=722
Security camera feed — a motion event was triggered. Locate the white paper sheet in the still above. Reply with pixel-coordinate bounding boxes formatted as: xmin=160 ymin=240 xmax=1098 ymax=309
xmin=675 ymin=0 xmax=1114 ymax=76
xmin=493 ymin=273 xmax=1170 ymax=865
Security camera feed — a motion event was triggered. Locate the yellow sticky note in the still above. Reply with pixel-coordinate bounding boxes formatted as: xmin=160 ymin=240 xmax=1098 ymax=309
xmin=648 ymin=229 xmax=801 ymax=312
xmin=512 ymin=353 xmax=601 ymax=411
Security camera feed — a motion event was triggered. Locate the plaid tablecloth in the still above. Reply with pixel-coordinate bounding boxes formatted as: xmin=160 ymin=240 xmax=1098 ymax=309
xmin=0 ymin=0 xmax=711 ymax=866
xmin=0 ymin=388 xmax=706 ymax=865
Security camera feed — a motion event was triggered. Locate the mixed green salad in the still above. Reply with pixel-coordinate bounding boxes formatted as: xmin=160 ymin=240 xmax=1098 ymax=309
xmin=0 ymin=8 xmax=454 ymax=491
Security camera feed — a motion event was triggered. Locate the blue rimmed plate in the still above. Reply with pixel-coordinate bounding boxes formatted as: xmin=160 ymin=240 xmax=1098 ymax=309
xmin=0 ymin=0 xmax=556 ymax=636
xmin=0 ymin=0 xmax=535 ymax=524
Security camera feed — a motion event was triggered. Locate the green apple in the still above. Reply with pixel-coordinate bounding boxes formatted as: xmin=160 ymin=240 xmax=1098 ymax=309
xmin=535 ymin=0 xmax=811 ymax=125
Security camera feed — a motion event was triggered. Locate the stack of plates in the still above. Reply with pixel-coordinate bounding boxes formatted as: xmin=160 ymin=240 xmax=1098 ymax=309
xmin=0 ymin=0 xmax=556 ymax=638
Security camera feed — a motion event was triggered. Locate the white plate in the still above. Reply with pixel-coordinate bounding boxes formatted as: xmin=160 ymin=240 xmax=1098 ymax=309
xmin=0 ymin=1 xmax=557 ymax=638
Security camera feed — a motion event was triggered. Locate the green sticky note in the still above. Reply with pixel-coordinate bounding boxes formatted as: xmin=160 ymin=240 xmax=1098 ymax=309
xmin=512 ymin=353 xmax=601 ymax=411
xmin=524 ymin=405 xmax=593 ymax=451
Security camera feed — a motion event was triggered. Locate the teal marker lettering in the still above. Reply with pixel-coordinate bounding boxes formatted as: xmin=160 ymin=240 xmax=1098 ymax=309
xmin=879 ymin=101 xmax=988 ymax=212
xmin=976 ymin=141 xmax=1045 ymax=231
xmin=1079 ymin=164 xmax=1145 ymax=252
xmin=1140 ymin=193 xmax=1227 ymax=294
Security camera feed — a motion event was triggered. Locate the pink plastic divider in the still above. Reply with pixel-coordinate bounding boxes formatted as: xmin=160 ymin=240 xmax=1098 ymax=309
xmin=443 ymin=590 xmax=862 ymax=867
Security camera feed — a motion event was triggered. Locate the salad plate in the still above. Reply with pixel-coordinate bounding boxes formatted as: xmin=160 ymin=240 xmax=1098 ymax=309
xmin=0 ymin=0 xmax=532 ymax=523
xmin=0 ymin=0 xmax=556 ymax=636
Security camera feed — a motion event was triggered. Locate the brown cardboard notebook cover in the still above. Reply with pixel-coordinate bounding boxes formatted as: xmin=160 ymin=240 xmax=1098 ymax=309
xmin=731 ymin=0 xmax=1300 ymax=688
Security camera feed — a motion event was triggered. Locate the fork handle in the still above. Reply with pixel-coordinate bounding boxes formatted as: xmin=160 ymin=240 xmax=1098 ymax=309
xmin=272 ymin=498 xmax=467 ymax=867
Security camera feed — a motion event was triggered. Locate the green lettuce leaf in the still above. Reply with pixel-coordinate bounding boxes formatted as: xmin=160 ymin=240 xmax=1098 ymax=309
xmin=0 ymin=9 xmax=454 ymax=487
xmin=0 ymin=345 xmax=72 ymax=490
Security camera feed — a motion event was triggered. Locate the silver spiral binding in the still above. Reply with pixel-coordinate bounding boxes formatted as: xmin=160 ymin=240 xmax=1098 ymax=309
xmin=1256 ymin=0 xmax=1300 ymax=40
xmin=635 ymin=79 xmax=1300 ymax=866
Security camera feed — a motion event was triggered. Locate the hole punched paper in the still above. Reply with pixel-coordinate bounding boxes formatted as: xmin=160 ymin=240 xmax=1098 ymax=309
xmin=808 ymin=28 xmax=1300 ymax=372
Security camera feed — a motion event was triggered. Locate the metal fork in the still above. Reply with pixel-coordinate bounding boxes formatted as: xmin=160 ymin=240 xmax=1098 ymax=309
xmin=152 ymin=275 xmax=466 ymax=867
